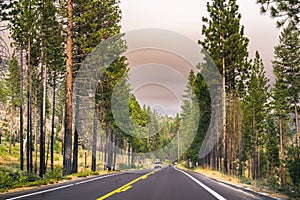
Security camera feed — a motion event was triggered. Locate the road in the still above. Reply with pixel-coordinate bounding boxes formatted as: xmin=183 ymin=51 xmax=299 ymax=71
xmin=0 ymin=167 xmax=273 ymax=200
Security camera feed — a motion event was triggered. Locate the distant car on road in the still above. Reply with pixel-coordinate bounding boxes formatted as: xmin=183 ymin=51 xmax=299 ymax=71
xmin=154 ymin=159 xmax=162 ymax=169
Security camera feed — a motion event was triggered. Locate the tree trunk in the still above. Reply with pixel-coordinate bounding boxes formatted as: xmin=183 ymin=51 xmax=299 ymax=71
xmin=112 ymin=138 xmax=117 ymax=171
xmin=39 ymin=42 xmax=46 ymax=178
xmin=91 ymin=106 xmax=97 ymax=172
xmin=9 ymin=106 xmax=13 ymax=154
xmin=107 ymin=125 xmax=113 ymax=171
xmin=127 ymin=140 xmax=131 ymax=166
xmin=131 ymin=145 xmax=135 ymax=167
xmin=26 ymin=36 xmax=33 ymax=173
xmin=222 ymin=32 xmax=228 ymax=174
xmin=72 ymin=96 xmax=79 ymax=173
xmin=19 ymin=49 xmax=24 ymax=170
xmin=51 ymin=71 xmax=56 ymax=170
xmin=34 ymin=106 xmax=38 ymax=175
xmin=279 ymin=116 xmax=286 ymax=185
xmin=63 ymin=0 xmax=73 ymax=176
xmin=295 ymin=104 xmax=299 ymax=147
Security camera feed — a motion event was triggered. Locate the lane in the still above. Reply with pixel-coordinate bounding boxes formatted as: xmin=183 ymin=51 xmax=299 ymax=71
xmin=0 ymin=167 xmax=274 ymax=200
xmin=100 ymin=167 xmax=219 ymax=200
xmin=0 ymin=170 xmax=151 ymax=200
xmin=97 ymin=167 xmax=264 ymax=200
xmin=176 ymin=168 xmax=262 ymax=200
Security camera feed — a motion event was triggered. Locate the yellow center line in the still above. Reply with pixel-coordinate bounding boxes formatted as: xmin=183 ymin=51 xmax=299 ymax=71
xmin=96 ymin=170 xmax=157 ymax=200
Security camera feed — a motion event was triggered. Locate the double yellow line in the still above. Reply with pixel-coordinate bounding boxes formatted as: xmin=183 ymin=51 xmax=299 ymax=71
xmin=97 ymin=170 xmax=157 ymax=200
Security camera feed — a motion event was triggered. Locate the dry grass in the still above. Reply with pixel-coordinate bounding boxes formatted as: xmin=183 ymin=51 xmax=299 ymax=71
xmin=177 ymin=163 xmax=289 ymax=200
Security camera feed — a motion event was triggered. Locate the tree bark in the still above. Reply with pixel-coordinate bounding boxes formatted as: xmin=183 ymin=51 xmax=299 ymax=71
xmin=39 ymin=40 xmax=46 ymax=178
xmin=91 ymin=106 xmax=97 ymax=172
xmin=221 ymin=31 xmax=228 ymax=174
xmin=26 ymin=36 xmax=33 ymax=173
xmin=279 ymin=115 xmax=286 ymax=185
xmin=19 ymin=48 xmax=24 ymax=170
xmin=63 ymin=0 xmax=73 ymax=176
xmin=50 ymin=71 xmax=56 ymax=170
xmin=295 ymin=104 xmax=299 ymax=147
xmin=72 ymin=96 xmax=79 ymax=173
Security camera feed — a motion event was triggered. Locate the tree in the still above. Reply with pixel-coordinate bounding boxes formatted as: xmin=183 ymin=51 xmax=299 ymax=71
xmin=257 ymin=0 xmax=300 ymax=27
xmin=271 ymin=22 xmax=300 ymax=185
xmin=0 ymin=0 xmax=15 ymax=22
xmin=200 ymin=0 xmax=249 ymax=173
xmin=66 ymin=0 xmax=124 ymax=172
xmin=10 ymin=0 xmax=38 ymax=173
xmin=272 ymin=77 xmax=289 ymax=185
xmin=63 ymin=0 xmax=73 ymax=176
xmin=273 ymin=22 xmax=300 ymax=147
xmin=5 ymin=55 xmax=20 ymax=154
xmin=243 ymin=52 xmax=270 ymax=179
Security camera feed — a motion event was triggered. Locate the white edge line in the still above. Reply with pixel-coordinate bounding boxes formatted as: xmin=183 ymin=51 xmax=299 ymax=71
xmin=6 ymin=173 xmax=121 ymax=200
xmin=174 ymin=167 xmax=227 ymax=200
xmin=6 ymin=184 xmax=73 ymax=200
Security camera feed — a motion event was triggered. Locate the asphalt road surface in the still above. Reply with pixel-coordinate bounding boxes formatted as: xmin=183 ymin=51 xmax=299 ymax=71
xmin=0 ymin=166 xmax=273 ymax=200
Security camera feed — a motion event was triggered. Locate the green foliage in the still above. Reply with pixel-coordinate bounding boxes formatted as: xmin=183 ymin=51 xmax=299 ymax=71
xmin=257 ymin=0 xmax=300 ymax=27
xmin=0 ymin=171 xmax=14 ymax=190
xmin=45 ymin=167 xmax=63 ymax=180
xmin=200 ymin=0 xmax=249 ymax=93
xmin=180 ymin=71 xmax=209 ymax=163
xmin=74 ymin=170 xmax=99 ymax=178
xmin=286 ymin=147 xmax=300 ymax=186
xmin=5 ymin=55 xmax=20 ymax=107
xmin=0 ymin=0 xmax=16 ymax=21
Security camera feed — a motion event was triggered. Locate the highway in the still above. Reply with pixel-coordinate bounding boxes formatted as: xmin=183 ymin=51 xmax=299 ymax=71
xmin=0 ymin=167 xmax=273 ymax=200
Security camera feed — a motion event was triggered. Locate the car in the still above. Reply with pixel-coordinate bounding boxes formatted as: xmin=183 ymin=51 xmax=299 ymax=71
xmin=154 ymin=159 xmax=162 ymax=169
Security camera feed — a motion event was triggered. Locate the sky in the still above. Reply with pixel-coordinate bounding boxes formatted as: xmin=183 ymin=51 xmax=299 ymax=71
xmin=120 ymin=0 xmax=281 ymax=116
xmin=1 ymin=1 xmax=281 ymax=117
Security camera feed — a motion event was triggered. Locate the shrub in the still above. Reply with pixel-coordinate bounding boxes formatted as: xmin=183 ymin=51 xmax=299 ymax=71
xmin=45 ymin=167 xmax=63 ymax=180
xmin=0 ymin=171 xmax=13 ymax=189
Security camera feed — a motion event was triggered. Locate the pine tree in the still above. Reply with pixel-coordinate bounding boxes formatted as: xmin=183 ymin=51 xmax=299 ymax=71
xmin=257 ymin=0 xmax=300 ymax=27
xmin=273 ymin=22 xmax=300 ymax=147
xmin=5 ymin=55 xmax=20 ymax=154
xmin=69 ymin=0 xmax=124 ymax=172
xmin=272 ymin=21 xmax=300 ymax=185
xmin=0 ymin=0 xmax=15 ymax=21
xmin=243 ymin=52 xmax=270 ymax=179
xmin=200 ymin=0 xmax=249 ymax=173
xmin=63 ymin=0 xmax=73 ymax=176
xmin=10 ymin=0 xmax=38 ymax=173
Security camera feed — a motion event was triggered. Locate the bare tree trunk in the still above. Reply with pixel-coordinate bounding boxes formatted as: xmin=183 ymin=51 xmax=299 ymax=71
xmin=112 ymin=138 xmax=117 ymax=171
xmin=72 ymin=96 xmax=79 ymax=173
xmin=91 ymin=106 xmax=97 ymax=172
xmin=39 ymin=40 xmax=46 ymax=178
xmin=9 ymin=106 xmax=13 ymax=154
xmin=63 ymin=0 xmax=73 ymax=176
xmin=19 ymin=48 xmax=24 ymax=170
xmin=295 ymin=104 xmax=299 ymax=147
xmin=279 ymin=116 xmax=286 ymax=185
xmin=50 ymin=71 xmax=56 ymax=170
xmin=131 ymin=145 xmax=135 ymax=167
xmin=107 ymin=126 xmax=113 ymax=171
xmin=221 ymin=32 xmax=228 ymax=174
xmin=34 ymin=106 xmax=38 ymax=175
xmin=26 ymin=36 xmax=33 ymax=173
xmin=232 ymin=96 xmax=237 ymax=175
xmin=127 ymin=140 xmax=131 ymax=166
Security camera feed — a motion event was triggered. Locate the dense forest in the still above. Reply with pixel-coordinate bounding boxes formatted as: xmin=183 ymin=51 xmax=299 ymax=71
xmin=0 ymin=0 xmax=299 ymax=197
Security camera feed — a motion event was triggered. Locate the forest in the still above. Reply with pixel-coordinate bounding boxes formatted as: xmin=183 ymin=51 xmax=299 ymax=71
xmin=0 ymin=0 xmax=299 ymax=198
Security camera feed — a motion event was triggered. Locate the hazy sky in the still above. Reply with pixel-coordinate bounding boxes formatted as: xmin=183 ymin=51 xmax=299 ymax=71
xmin=120 ymin=0 xmax=281 ymax=116
xmin=1 ymin=1 xmax=281 ymax=117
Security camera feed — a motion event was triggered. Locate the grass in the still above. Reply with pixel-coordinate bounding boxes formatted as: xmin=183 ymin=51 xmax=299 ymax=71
xmin=0 ymin=141 xmax=117 ymax=193
xmin=177 ymin=162 xmax=289 ymax=200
